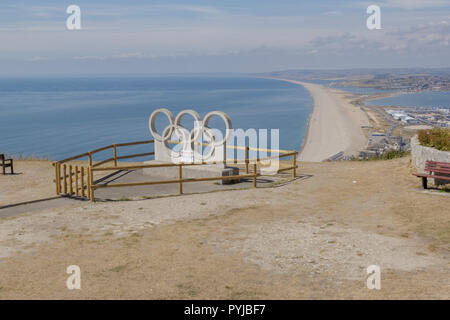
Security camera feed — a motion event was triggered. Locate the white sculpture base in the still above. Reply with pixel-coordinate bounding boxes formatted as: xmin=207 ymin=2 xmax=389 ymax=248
xmin=143 ymin=160 xmax=240 ymax=185
xmin=154 ymin=140 xmax=227 ymax=165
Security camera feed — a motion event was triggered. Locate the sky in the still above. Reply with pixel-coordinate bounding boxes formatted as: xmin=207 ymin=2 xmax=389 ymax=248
xmin=1 ymin=0 xmax=450 ymax=75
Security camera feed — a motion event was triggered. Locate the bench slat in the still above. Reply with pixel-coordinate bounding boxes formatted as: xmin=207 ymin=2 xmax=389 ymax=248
xmin=426 ymin=164 xmax=450 ymax=169
xmin=425 ymin=168 xmax=450 ymax=174
xmin=427 ymin=161 xmax=450 ymax=165
xmin=413 ymin=173 xmax=450 ymax=181
xmin=425 ymin=160 xmax=450 ymax=175
xmin=426 ymin=163 xmax=450 ymax=168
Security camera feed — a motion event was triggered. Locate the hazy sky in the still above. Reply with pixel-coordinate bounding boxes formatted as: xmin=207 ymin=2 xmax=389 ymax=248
xmin=1 ymin=0 xmax=450 ymax=75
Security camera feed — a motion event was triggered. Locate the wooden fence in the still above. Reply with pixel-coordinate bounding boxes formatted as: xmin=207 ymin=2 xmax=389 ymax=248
xmin=53 ymin=140 xmax=297 ymax=202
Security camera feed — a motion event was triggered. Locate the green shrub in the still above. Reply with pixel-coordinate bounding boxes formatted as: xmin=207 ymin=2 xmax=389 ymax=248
xmin=418 ymin=128 xmax=450 ymax=151
xmin=377 ymin=150 xmax=409 ymax=160
xmin=350 ymin=150 xmax=409 ymax=161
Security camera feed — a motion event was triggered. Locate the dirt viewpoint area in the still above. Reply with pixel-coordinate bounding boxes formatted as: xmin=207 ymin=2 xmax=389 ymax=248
xmin=0 ymin=159 xmax=449 ymax=299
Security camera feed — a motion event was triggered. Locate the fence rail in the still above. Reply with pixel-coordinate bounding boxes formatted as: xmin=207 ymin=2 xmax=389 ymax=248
xmin=53 ymin=139 xmax=298 ymax=202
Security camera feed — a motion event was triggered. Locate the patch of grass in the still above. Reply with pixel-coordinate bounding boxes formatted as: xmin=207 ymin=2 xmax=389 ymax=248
xmin=417 ymin=223 xmax=450 ymax=248
xmin=351 ymin=150 xmax=410 ymax=161
xmin=400 ymin=233 xmax=409 ymax=238
xmin=438 ymin=187 xmax=450 ymax=193
xmin=108 ymin=264 xmax=128 ymax=272
xmin=175 ymin=283 xmax=199 ymax=297
xmin=225 ymin=205 xmax=260 ymax=215
xmin=418 ymin=128 xmax=450 ymax=151
xmin=117 ymin=232 xmax=143 ymax=248
xmin=229 ymin=290 xmax=262 ymax=299
xmin=117 ymin=197 xmax=132 ymax=201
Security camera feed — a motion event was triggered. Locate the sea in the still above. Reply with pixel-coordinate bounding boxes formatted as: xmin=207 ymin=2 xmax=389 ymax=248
xmin=0 ymin=75 xmax=313 ymax=161
xmin=366 ymin=91 xmax=450 ymax=109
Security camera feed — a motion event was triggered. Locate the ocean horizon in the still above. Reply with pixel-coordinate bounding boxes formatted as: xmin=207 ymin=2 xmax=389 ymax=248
xmin=0 ymin=75 xmax=313 ymax=161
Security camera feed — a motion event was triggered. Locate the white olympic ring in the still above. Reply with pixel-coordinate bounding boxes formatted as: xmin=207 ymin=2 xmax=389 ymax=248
xmin=149 ymin=108 xmax=232 ymax=150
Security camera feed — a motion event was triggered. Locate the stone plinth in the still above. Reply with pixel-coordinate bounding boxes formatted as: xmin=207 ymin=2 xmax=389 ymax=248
xmin=143 ymin=161 xmax=240 ymax=185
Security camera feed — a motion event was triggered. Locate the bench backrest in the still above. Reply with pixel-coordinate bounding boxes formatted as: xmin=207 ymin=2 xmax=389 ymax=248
xmin=425 ymin=160 xmax=450 ymax=175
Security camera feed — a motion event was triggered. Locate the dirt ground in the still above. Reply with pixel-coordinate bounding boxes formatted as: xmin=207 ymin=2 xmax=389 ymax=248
xmin=0 ymin=160 xmax=56 ymax=207
xmin=0 ymin=157 xmax=449 ymax=299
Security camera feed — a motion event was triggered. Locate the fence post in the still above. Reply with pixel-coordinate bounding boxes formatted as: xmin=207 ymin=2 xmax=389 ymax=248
xmin=54 ymin=163 xmax=60 ymax=195
xmin=88 ymin=152 xmax=92 ymax=167
xmin=253 ymin=163 xmax=257 ymax=188
xmin=245 ymin=146 xmax=249 ymax=174
xmin=81 ymin=167 xmax=85 ymax=198
xmin=223 ymin=142 xmax=227 ymax=166
xmin=63 ymin=164 xmax=67 ymax=194
xmin=178 ymin=164 xmax=183 ymax=195
xmin=69 ymin=165 xmax=73 ymax=195
xmin=75 ymin=166 xmax=79 ymax=196
xmin=113 ymin=144 xmax=117 ymax=167
xmin=292 ymin=152 xmax=297 ymax=178
xmin=89 ymin=166 xmax=94 ymax=202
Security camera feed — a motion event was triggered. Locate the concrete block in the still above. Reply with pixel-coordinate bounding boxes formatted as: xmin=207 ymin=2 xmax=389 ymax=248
xmin=143 ymin=161 xmax=240 ymax=185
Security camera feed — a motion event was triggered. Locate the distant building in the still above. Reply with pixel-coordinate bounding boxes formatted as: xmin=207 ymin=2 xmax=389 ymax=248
xmin=401 ymin=116 xmax=420 ymax=124
xmin=369 ymin=133 xmax=386 ymax=146
xmin=386 ymin=110 xmax=419 ymax=123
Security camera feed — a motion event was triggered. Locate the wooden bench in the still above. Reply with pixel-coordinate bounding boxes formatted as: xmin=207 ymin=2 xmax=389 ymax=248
xmin=0 ymin=154 xmax=14 ymax=175
xmin=413 ymin=160 xmax=450 ymax=189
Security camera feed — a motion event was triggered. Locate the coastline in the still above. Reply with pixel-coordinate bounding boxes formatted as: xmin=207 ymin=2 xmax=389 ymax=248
xmin=272 ymin=79 xmax=370 ymax=161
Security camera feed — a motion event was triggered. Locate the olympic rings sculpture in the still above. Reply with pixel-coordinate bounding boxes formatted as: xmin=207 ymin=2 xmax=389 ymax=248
xmin=149 ymin=108 xmax=232 ymax=160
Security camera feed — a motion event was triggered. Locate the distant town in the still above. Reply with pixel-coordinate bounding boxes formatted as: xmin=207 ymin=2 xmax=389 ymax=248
xmin=258 ymin=67 xmax=450 ymax=92
xmin=357 ymin=104 xmax=449 ymax=160
xmin=338 ymin=74 xmax=450 ymax=92
xmin=385 ymin=107 xmax=450 ymax=127
xmin=257 ymin=68 xmax=450 ymax=160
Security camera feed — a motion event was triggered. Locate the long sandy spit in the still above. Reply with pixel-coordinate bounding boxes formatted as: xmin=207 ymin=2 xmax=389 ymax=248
xmin=277 ymin=80 xmax=369 ymax=162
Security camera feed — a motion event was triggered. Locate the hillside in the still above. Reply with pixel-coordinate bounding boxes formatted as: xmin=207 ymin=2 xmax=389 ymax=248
xmin=0 ymin=158 xmax=448 ymax=299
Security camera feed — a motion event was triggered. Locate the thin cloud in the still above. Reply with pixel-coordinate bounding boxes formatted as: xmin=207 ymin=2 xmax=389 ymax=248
xmin=323 ymin=11 xmax=342 ymax=15
xmin=358 ymin=0 xmax=449 ymax=9
xmin=154 ymin=4 xmax=223 ymax=15
xmin=73 ymin=56 xmax=106 ymax=61
xmin=388 ymin=21 xmax=450 ymax=47
xmin=25 ymin=56 xmax=49 ymax=62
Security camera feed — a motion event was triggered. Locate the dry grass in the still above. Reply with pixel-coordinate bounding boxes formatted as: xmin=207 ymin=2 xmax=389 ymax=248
xmin=0 ymin=157 xmax=449 ymax=299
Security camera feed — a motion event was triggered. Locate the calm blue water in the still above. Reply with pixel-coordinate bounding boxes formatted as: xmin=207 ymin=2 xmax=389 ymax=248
xmin=0 ymin=76 xmax=313 ymax=161
xmin=366 ymin=91 xmax=450 ymax=109
xmin=334 ymin=86 xmax=396 ymax=95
